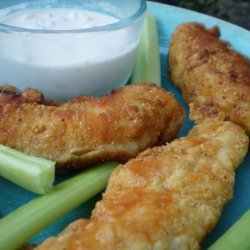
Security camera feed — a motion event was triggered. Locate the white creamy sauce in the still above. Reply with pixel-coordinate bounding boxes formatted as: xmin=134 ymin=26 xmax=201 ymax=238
xmin=2 ymin=8 xmax=118 ymax=30
xmin=0 ymin=8 xmax=138 ymax=101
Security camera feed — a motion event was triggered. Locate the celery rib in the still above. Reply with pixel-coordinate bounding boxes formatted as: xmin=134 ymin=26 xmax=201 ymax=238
xmin=0 ymin=162 xmax=117 ymax=250
xmin=131 ymin=12 xmax=161 ymax=85
xmin=0 ymin=144 xmax=55 ymax=194
xmin=208 ymin=210 xmax=250 ymax=250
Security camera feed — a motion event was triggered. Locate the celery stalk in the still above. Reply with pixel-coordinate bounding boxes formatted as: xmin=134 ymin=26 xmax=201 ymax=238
xmin=131 ymin=12 xmax=161 ymax=85
xmin=0 ymin=144 xmax=55 ymax=194
xmin=0 ymin=161 xmax=117 ymax=250
xmin=208 ymin=210 xmax=250 ymax=250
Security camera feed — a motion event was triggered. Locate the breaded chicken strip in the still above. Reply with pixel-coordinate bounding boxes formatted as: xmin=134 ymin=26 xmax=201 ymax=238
xmin=37 ymin=120 xmax=249 ymax=250
xmin=168 ymin=22 xmax=250 ymax=135
xmin=0 ymin=83 xmax=184 ymax=171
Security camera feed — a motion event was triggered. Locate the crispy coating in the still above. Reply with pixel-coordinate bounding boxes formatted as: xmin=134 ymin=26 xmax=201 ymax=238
xmin=37 ymin=120 xmax=249 ymax=250
xmin=168 ymin=22 xmax=250 ymax=135
xmin=0 ymin=83 xmax=184 ymax=171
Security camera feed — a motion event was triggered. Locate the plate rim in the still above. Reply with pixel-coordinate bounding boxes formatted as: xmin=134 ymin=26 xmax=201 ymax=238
xmin=147 ymin=0 xmax=250 ymax=35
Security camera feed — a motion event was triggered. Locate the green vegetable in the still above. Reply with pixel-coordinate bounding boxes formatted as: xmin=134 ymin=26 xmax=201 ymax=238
xmin=0 ymin=162 xmax=117 ymax=250
xmin=0 ymin=144 xmax=55 ymax=194
xmin=131 ymin=12 xmax=161 ymax=86
xmin=208 ymin=210 xmax=250 ymax=250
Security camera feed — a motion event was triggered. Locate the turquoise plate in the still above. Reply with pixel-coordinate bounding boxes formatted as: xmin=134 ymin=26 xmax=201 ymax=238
xmin=0 ymin=1 xmax=249 ymax=248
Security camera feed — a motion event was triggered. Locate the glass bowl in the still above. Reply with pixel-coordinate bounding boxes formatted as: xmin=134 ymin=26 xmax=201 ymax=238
xmin=0 ymin=0 xmax=146 ymax=101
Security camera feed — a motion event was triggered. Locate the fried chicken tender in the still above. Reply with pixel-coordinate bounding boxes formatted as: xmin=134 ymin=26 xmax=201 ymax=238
xmin=168 ymin=22 xmax=250 ymax=135
xmin=0 ymin=83 xmax=184 ymax=171
xmin=37 ymin=120 xmax=249 ymax=250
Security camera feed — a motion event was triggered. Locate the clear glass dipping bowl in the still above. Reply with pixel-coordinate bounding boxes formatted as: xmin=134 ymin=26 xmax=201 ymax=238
xmin=0 ymin=0 xmax=146 ymax=101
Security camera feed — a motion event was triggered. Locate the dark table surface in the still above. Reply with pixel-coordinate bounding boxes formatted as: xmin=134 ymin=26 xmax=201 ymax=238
xmin=150 ymin=0 xmax=250 ymax=30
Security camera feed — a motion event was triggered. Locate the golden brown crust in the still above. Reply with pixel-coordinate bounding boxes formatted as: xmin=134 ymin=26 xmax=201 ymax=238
xmin=168 ymin=22 xmax=250 ymax=135
xmin=0 ymin=83 xmax=184 ymax=171
xmin=36 ymin=120 xmax=249 ymax=250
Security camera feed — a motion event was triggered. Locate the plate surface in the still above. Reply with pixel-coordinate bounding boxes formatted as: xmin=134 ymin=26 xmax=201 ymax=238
xmin=0 ymin=1 xmax=249 ymax=248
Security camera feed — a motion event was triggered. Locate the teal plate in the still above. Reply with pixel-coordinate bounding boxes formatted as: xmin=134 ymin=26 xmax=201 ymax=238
xmin=0 ymin=1 xmax=249 ymax=249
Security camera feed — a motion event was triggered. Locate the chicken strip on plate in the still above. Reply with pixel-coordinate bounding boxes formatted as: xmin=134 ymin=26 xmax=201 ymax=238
xmin=168 ymin=22 xmax=250 ymax=135
xmin=0 ymin=83 xmax=184 ymax=171
xmin=37 ymin=120 xmax=249 ymax=249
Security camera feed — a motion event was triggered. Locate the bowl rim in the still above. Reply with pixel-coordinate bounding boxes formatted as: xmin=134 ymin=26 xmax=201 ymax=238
xmin=0 ymin=0 xmax=147 ymax=34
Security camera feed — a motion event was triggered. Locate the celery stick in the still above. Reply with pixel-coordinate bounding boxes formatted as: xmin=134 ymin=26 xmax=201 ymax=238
xmin=0 ymin=161 xmax=117 ymax=250
xmin=209 ymin=210 xmax=250 ymax=250
xmin=0 ymin=144 xmax=55 ymax=194
xmin=131 ymin=12 xmax=161 ymax=85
